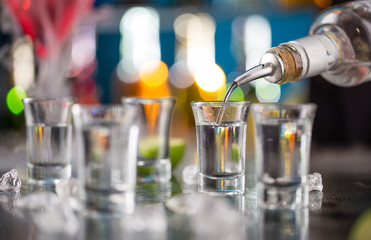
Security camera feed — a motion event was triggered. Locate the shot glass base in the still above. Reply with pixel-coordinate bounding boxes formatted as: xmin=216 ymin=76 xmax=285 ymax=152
xmin=27 ymin=182 xmax=57 ymax=193
xmin=198 ymin=174 xmax=245 ymax=195
xmin=28 ymin=163 xmax=71 ymax=186
xmin=136 ymin=181 xmax=172 ymax=203
xmin=137 ymin=158 xmax=171 ymax=183
xmin=84 ymin=189 xmax=135 ymax=216
xmin=258 ymin=183 xmax=308 ymax=209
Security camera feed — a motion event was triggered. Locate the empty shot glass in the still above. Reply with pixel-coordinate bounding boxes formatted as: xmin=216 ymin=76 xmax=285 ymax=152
xmin=191 ymin=101 xmax=250 ymax=195
xmin=23 ymin=97 xmax=75 ymax=186
xmin=121 ymin=97 xmax=175 ymax=183
xmin=72 ymin=104 xmax=139 ymax=214
xmin=251 ymin=103 xmax=317 ymax=209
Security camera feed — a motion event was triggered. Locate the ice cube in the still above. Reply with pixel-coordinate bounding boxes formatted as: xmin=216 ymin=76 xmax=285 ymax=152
xmin=55 ymin=177 xmax=82 ymax=211
xmin=309 ymin=191 xmax=323 ymax=211
xmin=189 ymin=194 xmax=246 ymax=240
xmin=0 ymin=192 xmax=20 ymax=214
xmin=167 ymin=193 xmax=245 ymax=240
xmin=165 ymin=194 xmax=197 ymax=215
xmin=307 ymin=172 xmax=323 ymax=192
xmin=16 ymin=192 xmax=79 ymax=236
xmin=182 ymin=164 xmax=198 ymax=185
xmin=0 ymin=169 xmax=21 ymax=193
xmin=128 ymin=204 xmax=167 ymax=240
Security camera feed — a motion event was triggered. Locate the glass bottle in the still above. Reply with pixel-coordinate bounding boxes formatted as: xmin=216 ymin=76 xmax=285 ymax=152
xmin=234 ymin=1 xmax=371 ymax=87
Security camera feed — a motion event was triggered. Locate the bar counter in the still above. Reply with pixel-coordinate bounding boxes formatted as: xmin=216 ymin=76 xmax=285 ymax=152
xmin=1 ymin=133 xmax=371 ymax=240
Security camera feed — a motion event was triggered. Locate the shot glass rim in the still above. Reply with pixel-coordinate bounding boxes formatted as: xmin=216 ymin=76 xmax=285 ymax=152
xmin=71 ymin=103 xmax=140 ymax=129
xmin=191 ymin=101 xmax=251 ymax=107
xmin=22 ymin=96 xmax=76 ymax=104
xmin=251 ymin=102 xmax=317 ymax=111
xmin=72 ymin=103 xmax=143 ymax=116
xmin=71 ymin=103 xmax=134 ymax=113
xmin=121 ymin=96 xmax=176 ymax=104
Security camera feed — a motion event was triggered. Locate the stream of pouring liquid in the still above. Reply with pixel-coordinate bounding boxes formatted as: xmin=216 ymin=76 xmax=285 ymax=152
xmin=216 ymin=64 xmax=273 ymax=124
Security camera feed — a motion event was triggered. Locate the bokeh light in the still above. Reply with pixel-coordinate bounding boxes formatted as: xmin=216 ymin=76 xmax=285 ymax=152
xmin=174 ymin=13 xmax=193 ymax=43
xmin=13 ymin=40 xmax=34 ymax=90
xmin=6 ymin=86 xmax=27 ymax=115
xmin=186 ymin=13 xmax=216 ymax=74
xmin=118 ymin=6 xmax=161 ymax=83
xmin=217 ymin=83 xmax=244 ymax=101
xmin=168 ymin=61 xmax=194 ymax=89
xmin=116 ymin=59 xmax=138 ymax=83
xmin=349 ymin=208 xmax=371 ymax=240
xmin=242 ymin=14 xmax=277 ymax=102
xmin=194 ymin=63 xmax=225 ymax=93
xmin=138 ymin=81 xmax=170 ymax=98
xmin=199 ymin=88 xmax=225 ymax=101
xmin=255 ymin=79 xmax=281 ymax=102
xmin=314 ymin=0 xmax=332 ymax=8
xmin=68 ymin=25 xmax=96 ymax=78
xmin=244 ymin=14 xmax=271 ymax=70
xmin=140 ymin=60 xmax=169 ymax=87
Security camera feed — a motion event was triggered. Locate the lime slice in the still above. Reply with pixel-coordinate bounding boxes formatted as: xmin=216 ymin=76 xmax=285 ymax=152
xmin=139 ymin=137 xmax=161 ymax=159
xmin=170 ymin=138 xmax=186 ymax=168
xmin=231 ymin=143 xmax=240 ymax=163
xmin=349 ymin=209 xmax=371 ymax=239
xmin=139 ymin=137 xmax=185 ymax=168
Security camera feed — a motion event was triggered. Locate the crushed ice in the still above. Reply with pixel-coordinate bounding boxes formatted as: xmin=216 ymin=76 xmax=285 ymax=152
xmin=16 ymin=191 xmax=79 ymax=236
xmin=129 ymin=204 xmax=167 ymax=234
xmin=309 ymin=191 xmax=323 ymax=211
xmin=166 ymin=193 xmax=245 ymax=240
xmin=0 ymin=191 xmax=20 ymax=214
xmin=0 ymin=169 xmax=21 ymax=193
xmin=182 ymin=164 xmax=198 ymax=185
xmin=55 ymin=177 xmax=82 ymax=211
xmin=307 ymin=172 xmax=323 ymax=192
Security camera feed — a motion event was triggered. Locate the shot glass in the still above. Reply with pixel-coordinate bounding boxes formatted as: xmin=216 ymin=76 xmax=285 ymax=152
xmin=121 ymin=97 xmax=175 ymax=183
xmin=22 ymin=97 xmax=75 ymax=186
xmin=72 ymin=104 xmax=139 ymax=214
xmin=191 ymin=101 xmax=250 ymax=195
xmin=251 ymin=103 xmax=317 ymax=209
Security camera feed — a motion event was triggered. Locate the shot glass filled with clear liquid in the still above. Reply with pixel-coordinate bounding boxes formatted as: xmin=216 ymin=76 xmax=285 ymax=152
xmin=252 ymin=103 xmax=317 ymax=209
xmin=121 ymin=97 xmax=175 ymax=183
xmin=22 ymin=97 xmax=75 ymax=186
xmin=191 ymin=101 xmax=250 ymax=195
xmin=72 ymin=104 xmax=139 ymax=214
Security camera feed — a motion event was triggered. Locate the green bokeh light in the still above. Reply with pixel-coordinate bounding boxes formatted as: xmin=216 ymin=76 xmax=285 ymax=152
xmin=217 ymin=83 xmax=244 ymax=101
xmin=255 ymin=79 xmax=281 ymax=102
xmin=6 ymin=86 xmax=27 ymax=115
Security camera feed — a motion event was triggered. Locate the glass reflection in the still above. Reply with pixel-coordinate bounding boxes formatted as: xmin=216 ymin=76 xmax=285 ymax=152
xmin=258 ymin=208 xmax=309 ymax=240
xmin=136 ymin=177 xmax=181 ymax=204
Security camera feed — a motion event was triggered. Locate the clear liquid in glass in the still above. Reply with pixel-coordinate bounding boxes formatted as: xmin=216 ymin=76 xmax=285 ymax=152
xmin=82 ymin=121 xmax=135 ymax=213
xmin=255 ymin=120 xmax=311 ymax=208
xmin=197 ymin=122 xmax=246 ymax=195
xmin=27 ymin=123 xmax=72 ymax=184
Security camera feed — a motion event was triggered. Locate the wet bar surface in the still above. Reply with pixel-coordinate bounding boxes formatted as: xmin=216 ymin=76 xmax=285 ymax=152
xmin=1 ymin=143 xmax=371 ymax=240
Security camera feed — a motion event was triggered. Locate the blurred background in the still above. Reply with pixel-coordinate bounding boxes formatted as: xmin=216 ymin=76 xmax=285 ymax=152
xmin=1 ymin=0 xmax=365 ymax=172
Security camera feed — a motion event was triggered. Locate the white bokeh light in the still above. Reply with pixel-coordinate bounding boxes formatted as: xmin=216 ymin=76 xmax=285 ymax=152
xmin=243 ymin=14 xmax=280 ymax=102
xmin=118 ymin=6 xmax=161 ymax=83
xmin=194 ymin=62 xmax=225 ymax=92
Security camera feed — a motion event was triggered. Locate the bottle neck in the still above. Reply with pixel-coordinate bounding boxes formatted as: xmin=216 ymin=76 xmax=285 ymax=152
xmin=260 ymin=34 xmax=339 ymax=84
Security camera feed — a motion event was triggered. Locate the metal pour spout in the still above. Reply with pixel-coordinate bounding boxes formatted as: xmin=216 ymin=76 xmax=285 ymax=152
xmin=233 ymin=64 xmax=274 ymax=86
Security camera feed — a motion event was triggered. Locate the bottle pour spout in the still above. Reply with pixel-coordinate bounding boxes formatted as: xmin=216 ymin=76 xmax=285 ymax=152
xmin=233 ymin=64 xmax=274 ymax=86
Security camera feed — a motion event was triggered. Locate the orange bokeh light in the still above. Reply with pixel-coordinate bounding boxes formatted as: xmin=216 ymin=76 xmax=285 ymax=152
xmin=314 ymin=0 xmax=332 ymax=8
xmin=198 ymin=84 xmax=226 ymax=101
xmin=138 ymin=80 xmax=171 ymax=98
xmin=140 ymin=60 xmax=169 ymax=87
